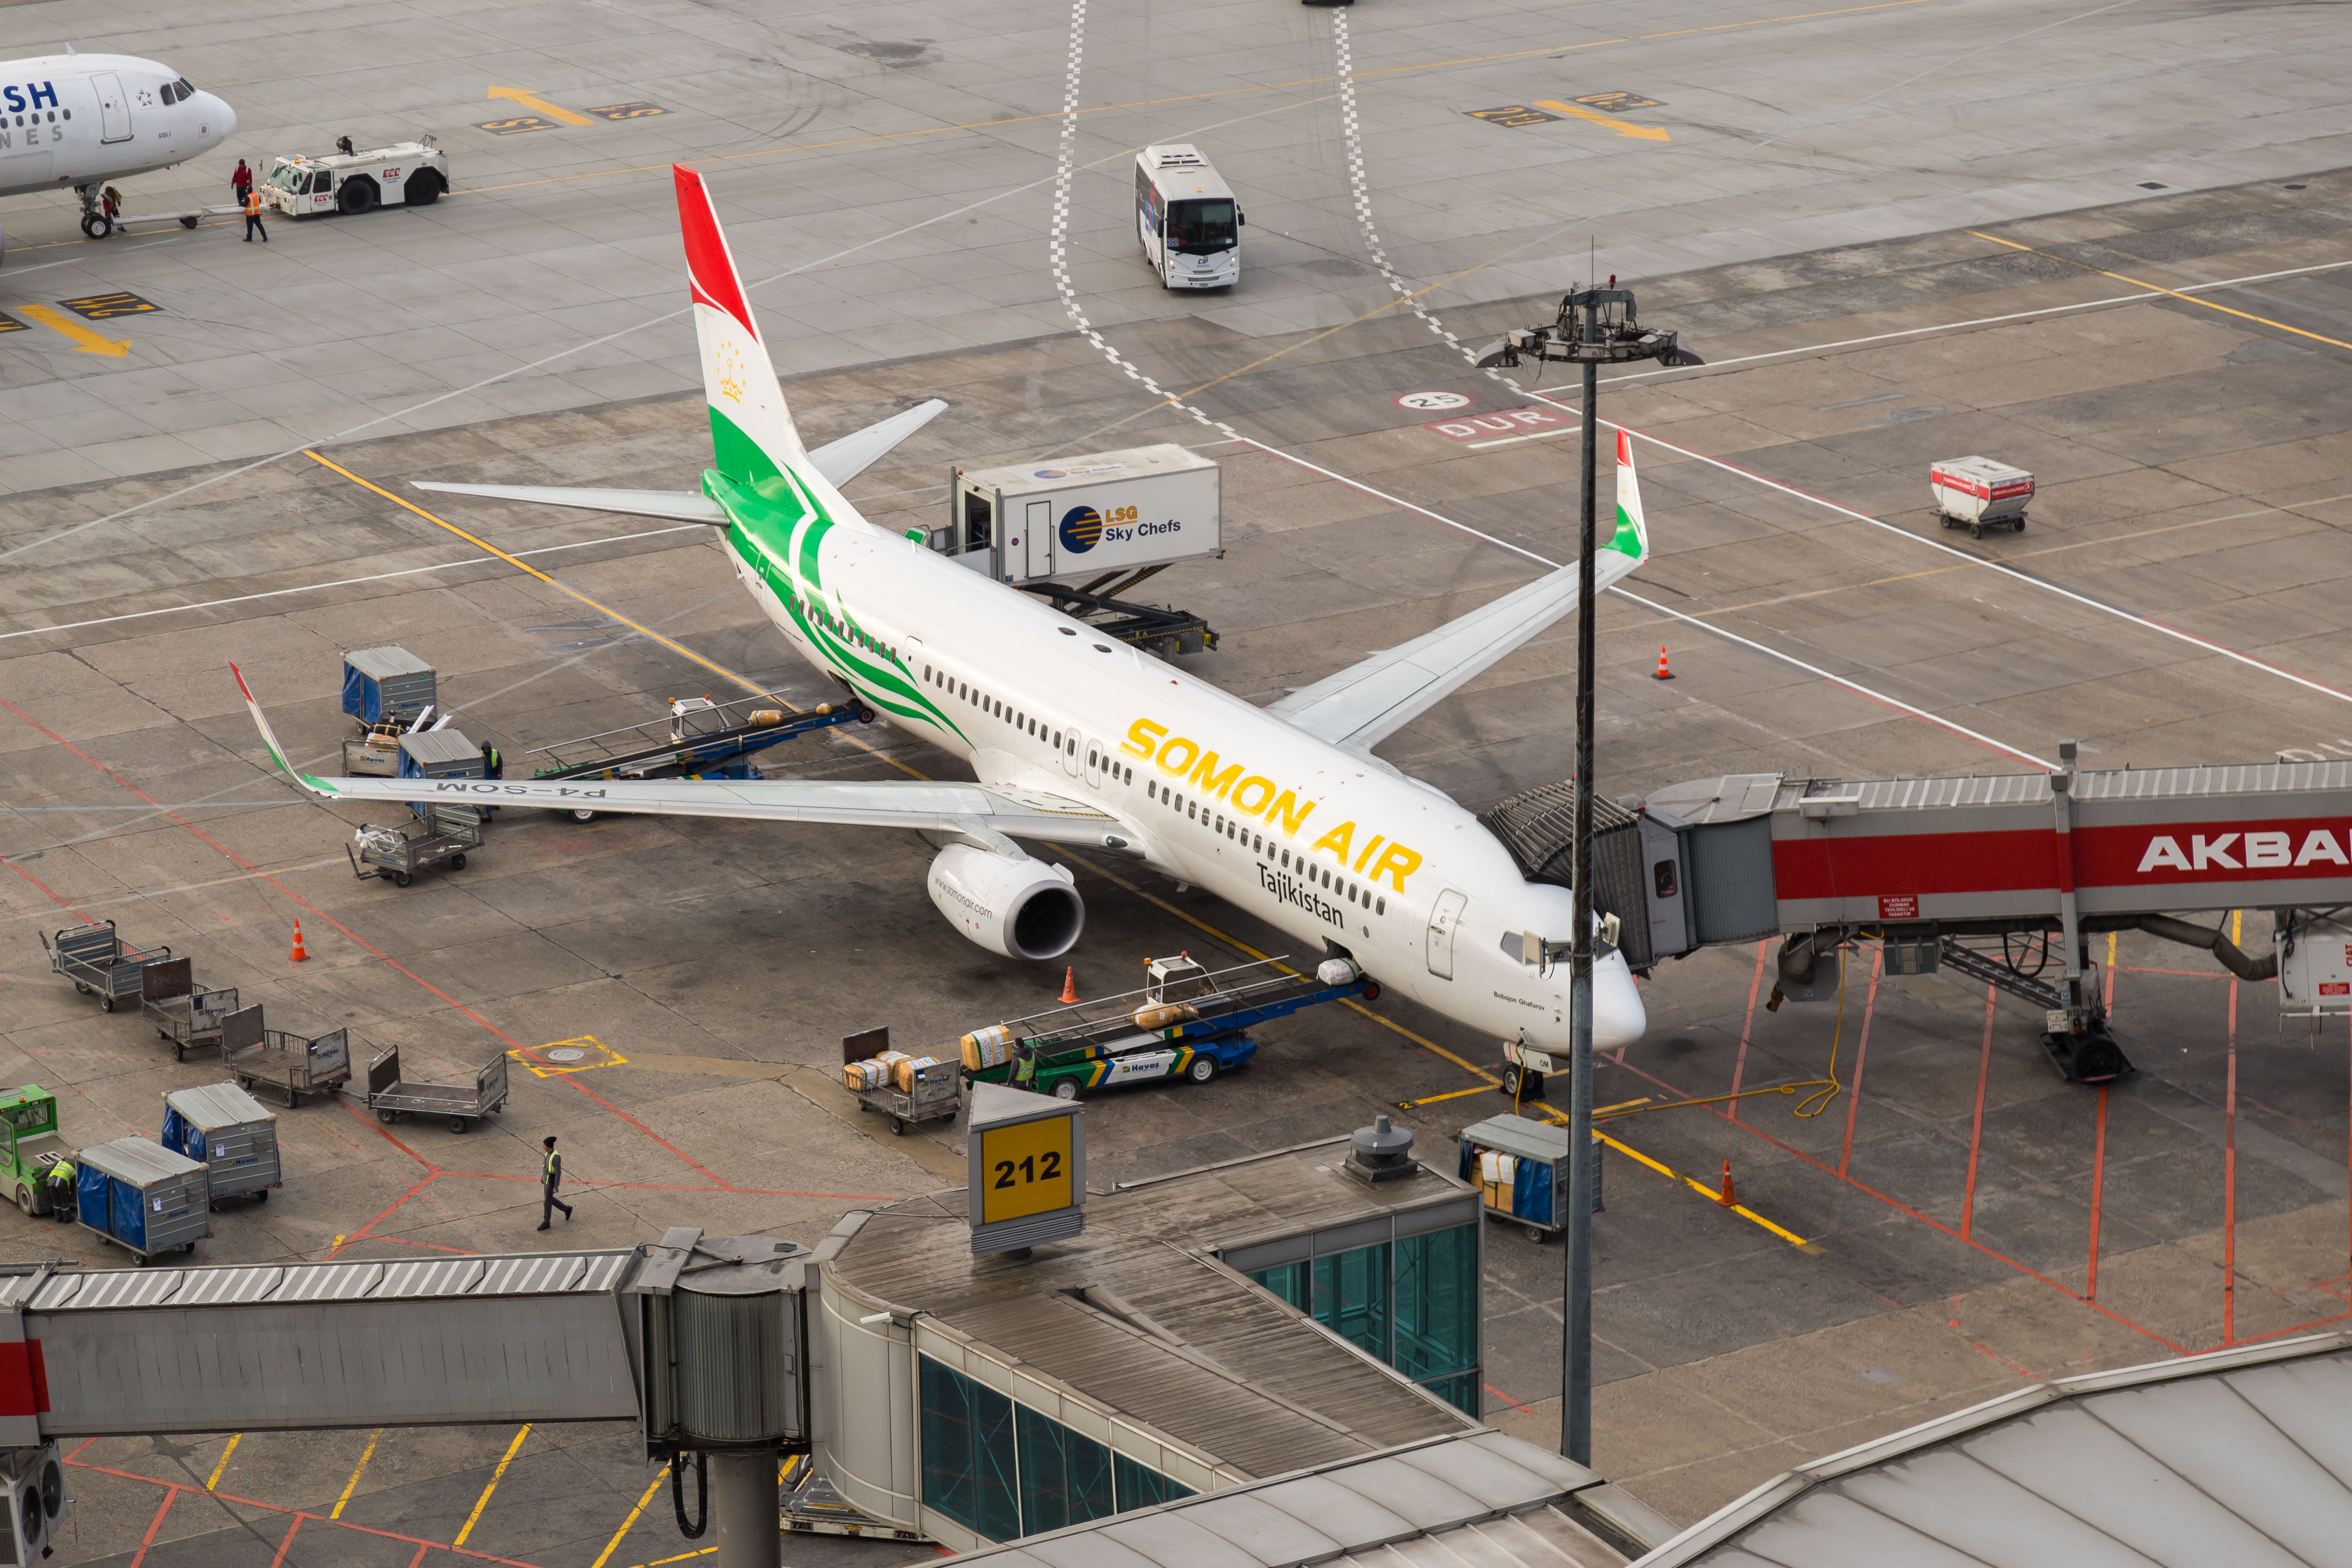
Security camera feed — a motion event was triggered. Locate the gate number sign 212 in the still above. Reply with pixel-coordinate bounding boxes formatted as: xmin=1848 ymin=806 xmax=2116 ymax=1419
xmin=978 ymin=1115 xmax=1075 ymax=1223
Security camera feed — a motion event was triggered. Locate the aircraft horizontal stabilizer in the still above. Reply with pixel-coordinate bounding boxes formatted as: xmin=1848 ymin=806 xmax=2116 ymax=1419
xmin=410 ymin=398 xmax=949 ymax=522
xmin=409 ymin=482 xmax=728 ymax=523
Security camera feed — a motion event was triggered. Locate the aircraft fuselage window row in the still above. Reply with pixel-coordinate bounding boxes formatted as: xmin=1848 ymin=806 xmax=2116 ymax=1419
xmin=917 ymin=662 xmax=1138 ymax=781
xmin=1144 ymin=778 xmax=1385 ymax=917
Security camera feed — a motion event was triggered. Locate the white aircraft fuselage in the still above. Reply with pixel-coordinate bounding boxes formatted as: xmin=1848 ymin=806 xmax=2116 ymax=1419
xmin=719 ymin=499 xmax=1646 ymax=1055
xmin=0 ymin=53 xmax=235 ymax=199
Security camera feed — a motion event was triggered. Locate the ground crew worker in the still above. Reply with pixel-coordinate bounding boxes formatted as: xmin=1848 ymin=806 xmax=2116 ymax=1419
xmin=230 ymin=158 xmax=252 ymax=203
xmin=243 ymin=185 xmax=267 ymax=243
xmin=101 ymin=185 xmax=122 ymax=231
xmin=537 ymin=1135 xmax=573 ymax=1230
xmin=481 ymin=743 xmax=503 ymax=780
xmin=45 ymin=1157 xmax=75 ymax=1224
xmin=336 ymin=135 xmax=355 ymax=156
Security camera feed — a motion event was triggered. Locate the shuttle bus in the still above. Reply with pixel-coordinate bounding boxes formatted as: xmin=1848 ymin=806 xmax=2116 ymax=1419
xmin=1135 ymin=144 xmax=1242 ymax=290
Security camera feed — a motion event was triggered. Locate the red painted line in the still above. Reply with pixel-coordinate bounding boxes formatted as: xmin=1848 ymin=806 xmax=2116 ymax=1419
xmin=1952 ymin=1328 xmax=2035 ymax=1378
xmin=1960 ymin=986 xmax=1995 ymax=1241
xmin=550 ymin=1073 xmax=732 ymax=1190
xmin=1727 ymin=940 xmax=1767 ymax=1122
xmin=67 ymin=1461 xmax=543 ymax=1567
xmin=128 ymin=1487 xmax=178 ymax=1568
xmin=3 ymin=859 xmax=95 ymax=925
xmin=338 ymin=1100 xmax=439 ymax=1171
xmin=2199 ymin=1305 xmax=2352 ymax=1354
xmin=1605 ymin=1050 xmax=2182 ymax=1351
xmin=326 ymin=1171 xmax=438 ymax=1261
xmin=65 ymin=1437 xmax=96 ymax=1462
xmin=1838 ymin=949 xmax=1884 ymax=1176
xmin=270 ymin=1513 xmax=305 ymax=1568
xmin=2225 ymin=980 xmax=2241 ymax=1345
xmin=1482 ymin=1381 xmax=1531 ymax=1412
xmin=409 ymin=1548 xmax=432 ymax=1568
xmin=2088 ymin=1087 xmax=2109 ymax=1301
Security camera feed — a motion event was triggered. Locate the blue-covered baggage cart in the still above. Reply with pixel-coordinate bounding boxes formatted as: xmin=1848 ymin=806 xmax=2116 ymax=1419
xmin=1457 ymin=1113 xmax=1597 ymax=1242
xmin=342 ymin=645 xmax=436 ymax=727
xmin=76 ymin=1136 xmax=211 ymax=1264
xmin=161 ymin=1083 xmax=282 ymax=1207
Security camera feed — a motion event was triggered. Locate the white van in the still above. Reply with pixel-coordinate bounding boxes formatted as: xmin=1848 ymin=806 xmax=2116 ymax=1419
xmin=1135 ymin=144 xmax=1243 ymax=290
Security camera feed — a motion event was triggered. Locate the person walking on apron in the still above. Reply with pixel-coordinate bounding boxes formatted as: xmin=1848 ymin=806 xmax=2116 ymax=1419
xmin=537 ymin=1135 xmax=573 ymax=1230
xmin=243 ymin=186 xmax=268 ymax=243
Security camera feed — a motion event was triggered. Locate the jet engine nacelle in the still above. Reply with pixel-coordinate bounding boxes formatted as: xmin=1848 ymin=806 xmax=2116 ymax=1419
xmin=927 ymin=844 xmax=1085 ymax=961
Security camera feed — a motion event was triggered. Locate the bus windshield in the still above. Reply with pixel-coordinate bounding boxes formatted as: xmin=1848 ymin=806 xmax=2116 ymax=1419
xmin=1166 ymin=199 xmax=1236 ymax=254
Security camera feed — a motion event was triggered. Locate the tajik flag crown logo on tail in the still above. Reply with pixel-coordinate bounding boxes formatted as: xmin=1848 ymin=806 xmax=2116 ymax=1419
xmin=674 ymin=165 xmax=808 ymax=484
xmin=1608 ymin=428 xmax=1649 ymax=562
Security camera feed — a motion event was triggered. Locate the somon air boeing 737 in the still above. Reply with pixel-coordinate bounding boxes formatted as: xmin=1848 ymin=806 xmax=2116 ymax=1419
xmin=233 ymin=165 xmax=1648 ymax=1056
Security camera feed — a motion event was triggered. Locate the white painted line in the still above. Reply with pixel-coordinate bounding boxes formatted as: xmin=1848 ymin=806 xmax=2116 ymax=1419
xmin=1463 ymin=255 xmax=2352 ymax=450
xmin=0 ymin=524 xmax=705 ymax=642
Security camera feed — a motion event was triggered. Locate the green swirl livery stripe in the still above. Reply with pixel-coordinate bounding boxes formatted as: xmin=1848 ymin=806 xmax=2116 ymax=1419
xmin=701 ymin=412 xmax=967 ymax=743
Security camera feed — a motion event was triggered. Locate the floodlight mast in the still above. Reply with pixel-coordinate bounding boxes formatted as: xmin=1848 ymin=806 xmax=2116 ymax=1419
xmin=1480 ymin=282 xmax=1696 ymax=1466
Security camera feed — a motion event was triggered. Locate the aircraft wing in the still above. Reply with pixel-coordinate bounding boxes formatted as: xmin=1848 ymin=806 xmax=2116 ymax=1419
xmin=410 ymin=398 xmax=948 ymax=521
xmin=1271 ymin=430 xmax=1652 ymax=753
xmin=230 ymin=666 xmax=1132 ymax=851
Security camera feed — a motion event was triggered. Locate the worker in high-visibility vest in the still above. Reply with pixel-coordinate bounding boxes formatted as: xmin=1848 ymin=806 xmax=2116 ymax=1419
xmin=45 ymin=1157 xmax=76 ymax=1224
xmin=537 ymin=1136 xmax=573 ymax=1231
xmin=243 ymin=186 xmax=268 ymax=244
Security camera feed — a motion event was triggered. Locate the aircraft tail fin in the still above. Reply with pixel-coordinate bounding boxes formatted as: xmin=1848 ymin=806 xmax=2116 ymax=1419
xmin=674 ymin=164 xmax=809 ymax=483
xmin=1608 ymin=428 xmax=1650 ymax=566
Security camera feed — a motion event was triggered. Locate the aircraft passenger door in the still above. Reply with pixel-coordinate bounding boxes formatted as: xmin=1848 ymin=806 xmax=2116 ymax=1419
xmin=1060 ymin=723 xmax=1084 ymax=778
xmin=93 ymin=74 xmax=133 ymax=143
xmin=1025 ymin=500 xmax=1054 ymax=579
xmin=1426 ymin=889 xmax=1469 ymax=980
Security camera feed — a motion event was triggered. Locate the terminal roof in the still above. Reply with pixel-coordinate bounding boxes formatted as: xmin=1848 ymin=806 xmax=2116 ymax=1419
xmin=828 ymin=1138 xmax=1481 ymax=1481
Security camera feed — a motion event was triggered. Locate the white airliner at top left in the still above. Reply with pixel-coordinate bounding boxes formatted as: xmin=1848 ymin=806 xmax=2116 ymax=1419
xmin=0 ymin=52 xmax=236 ymax=244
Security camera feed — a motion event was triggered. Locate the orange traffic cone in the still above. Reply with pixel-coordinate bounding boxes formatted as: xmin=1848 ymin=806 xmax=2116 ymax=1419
xmin=1059 ymin=967 xmax=1080 ymax=1005
xmin=289 ymin=920 xmax=309 ymax=963
xmin=1716 ymin=1159 xmax=1736 ymax=1207
xmin=1654 ymin=645 xmax=1675 ymax=680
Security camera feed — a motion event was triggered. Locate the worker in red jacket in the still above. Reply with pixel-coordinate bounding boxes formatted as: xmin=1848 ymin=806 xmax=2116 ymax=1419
xmin=230 ymin=158 xmax=252 ymax=202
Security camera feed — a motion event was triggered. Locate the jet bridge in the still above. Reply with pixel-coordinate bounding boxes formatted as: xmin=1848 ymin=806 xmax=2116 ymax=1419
xmin=0 ymin=1231 xmax=811 ymax=1568
xmin=1507 ymin=747 xmax=2352 ymax=1083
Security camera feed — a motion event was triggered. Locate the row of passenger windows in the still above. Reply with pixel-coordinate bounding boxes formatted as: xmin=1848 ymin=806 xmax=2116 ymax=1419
xmin=1145 ymin=778 xmax=1387 ymax=916
xmin=921 ymin=662 xmax=1076 ymax=754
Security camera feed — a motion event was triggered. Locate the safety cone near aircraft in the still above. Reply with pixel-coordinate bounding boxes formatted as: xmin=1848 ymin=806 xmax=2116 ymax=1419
xmin=1717 ymin=1160 xmax=1736 ymax=1207
xmin=289 ymin=921 xmax=308 ymax=963
xmin=1059 ymin=968 xmax=1081 ymax=1005
xmin=229 ymin=165 xmax=1651 ymax=1061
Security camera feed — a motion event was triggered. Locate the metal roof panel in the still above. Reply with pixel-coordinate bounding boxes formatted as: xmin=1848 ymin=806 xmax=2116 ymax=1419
xmin=273 ymin=1262 xmax=384 ymax=1302
xmin=175 ymin=1267 xmax=283 ymax=1306
xmin=161 ymin=1082 xmax=276 ymax=1130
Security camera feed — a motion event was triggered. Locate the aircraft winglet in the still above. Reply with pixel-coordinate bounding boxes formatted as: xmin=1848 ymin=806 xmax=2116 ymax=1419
xmin=230 ymin=663 xmax=336 ymax=798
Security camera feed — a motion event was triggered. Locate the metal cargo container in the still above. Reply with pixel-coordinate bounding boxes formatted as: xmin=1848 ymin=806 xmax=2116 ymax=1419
xmin=940 ymin=444 xmax=1221 ymax=585
xmin=398 ymin=726 xmax=484 ymax=827
xmin=75 ymin=1137 xmax=211 ymax=1262
xmin=160 ymin=1083 xmax=282 ymax=1205
xmin=341 ymin=646 xmax=436 ymax=727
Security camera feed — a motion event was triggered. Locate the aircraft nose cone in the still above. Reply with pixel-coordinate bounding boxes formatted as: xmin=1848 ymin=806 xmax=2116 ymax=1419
xmin=204 ymin=93 xmax=236 ymax=140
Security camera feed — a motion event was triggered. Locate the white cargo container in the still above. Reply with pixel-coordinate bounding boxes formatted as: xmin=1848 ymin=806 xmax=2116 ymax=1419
xmin=1929 ymin=456 xmax=2033 ymax=538
xmin=941 ymin=444 xmax=1221 ymax=585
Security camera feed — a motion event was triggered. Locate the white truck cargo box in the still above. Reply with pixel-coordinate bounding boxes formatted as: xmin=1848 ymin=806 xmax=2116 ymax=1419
xmin=1930 ymin=456 xmax=2033 ymax=536
xmin=942 ymin=444 xmax=1222 ymax=585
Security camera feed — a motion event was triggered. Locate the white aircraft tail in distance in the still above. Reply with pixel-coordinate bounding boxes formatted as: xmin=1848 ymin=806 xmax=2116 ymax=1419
xmin=237 ymin=164 xmax=1648 ymax=1057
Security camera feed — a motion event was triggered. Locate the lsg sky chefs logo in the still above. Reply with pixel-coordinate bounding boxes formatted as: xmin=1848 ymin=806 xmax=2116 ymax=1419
xmin=1059 ymin=504 xmax=1105 ymax=554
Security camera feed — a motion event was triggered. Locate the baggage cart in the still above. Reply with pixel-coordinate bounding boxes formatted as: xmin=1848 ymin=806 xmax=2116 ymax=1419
xmin=40 ymin=920 xmax=172 ymax=1014
xmin=346 ymin=813 xmax=480 ymax=888
xmin=161 ymin=1082 xmax=282 ymax=1207
xmin=221 ymin=1008 xmax=352 ymax=1108
xmin=1457 ymin=1114 xmax=1598 ymax=1243
xmin=842 ymin=1027 xmax=958 ymax=1136
xmin=354 ymin=1044 xmax=508 ymax=1133
xmin=140 ymin=961 xmax=240 ymax=1062
xmin=75 ymin=1136 xmax=211 ymax=1265
xmin=1929 ymin=456 xmax=2033 ymax=538
xmin=342 ymin=645 xmax=436 ymax=728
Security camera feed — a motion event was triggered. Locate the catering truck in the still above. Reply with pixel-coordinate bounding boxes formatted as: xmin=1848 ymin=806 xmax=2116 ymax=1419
xmin=938 ymin=444 xmax=1221 ymax=585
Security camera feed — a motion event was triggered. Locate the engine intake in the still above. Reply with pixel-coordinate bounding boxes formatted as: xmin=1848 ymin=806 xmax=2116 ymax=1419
xmin=927 ymin=844 xmax=1084 ymax=961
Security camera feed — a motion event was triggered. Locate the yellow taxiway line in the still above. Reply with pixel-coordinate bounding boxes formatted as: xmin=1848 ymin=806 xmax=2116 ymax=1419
xmin=17 ymin=303 xmax=128 ymax=356
xmin=1534 ymin=100 xmax=1670 ymax=141
xmin=1972 ymin=230 xmax=2352 ymax=355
